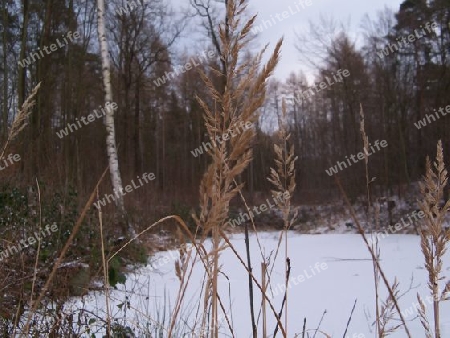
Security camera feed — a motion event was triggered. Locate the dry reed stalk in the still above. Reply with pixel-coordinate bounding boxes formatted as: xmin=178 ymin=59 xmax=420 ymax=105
xmin=267 ymin=99 xmax=298 ymax=337
xmin=371 ymin=238 xmax=382 ymax=336
xmin=190 ymin=0 xmax=282 ymax=336
xmin=335 ymin=175 xmax=411 ymax=338
xmin=335 ymin=177 xmax=412 ymax=337
xmin=312 ymin=310 xmax=327 ymax=338
xmin=359 ymin=104 xmax=372 ymax=214
xmin=261 ymin=262 xmax=267 ymax=337
xmin=342 ymin=299 xmax=357 ymax=338
xmin=372 ymin=220 xmax=382 ymax=335
xmin=360 ymin=105 xmax=381 ymax=336
xmin=359 ymin=105 xmax=409 ymax=337
xmin=418 ymin=140 xmax=450 ymax=338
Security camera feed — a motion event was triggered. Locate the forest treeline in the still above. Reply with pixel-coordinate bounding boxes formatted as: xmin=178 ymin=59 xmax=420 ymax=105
xmin=1 ymin=0 xmax=449 ymax=208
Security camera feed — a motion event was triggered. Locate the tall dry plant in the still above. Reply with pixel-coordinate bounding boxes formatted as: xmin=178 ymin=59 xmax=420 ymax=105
xmin=361 ymin=104 xmax=412 ymax=337
xmin=417 ymin=140 xmax=450 ymax=338
xmin=267 ymin=99 xmax=297 ymax=337
xmin=336 ymin=105 xmax=411 ymax=337
xmin=189 ymin=0 xmax=282 ymax=336
xmin=360 ymin=105 xmax=381 ymax=336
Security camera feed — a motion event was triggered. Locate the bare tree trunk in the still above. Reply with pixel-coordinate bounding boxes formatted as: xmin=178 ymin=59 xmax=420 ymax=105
xmin=134 ymin=78 xmax=141 ymax=177
xmin=18 ymin=0 xmax=28 ymax=109
xmin=18 ymin=0 xmax=29 ymax=177
xmin=96 ymin=0 xmax=128 ymax=233
xmin=2 ymin=2 xmax=9 ymax=140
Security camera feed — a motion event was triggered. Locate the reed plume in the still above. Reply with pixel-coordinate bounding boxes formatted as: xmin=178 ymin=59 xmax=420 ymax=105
xmin=191 ymin=0 xmax=282 ymax=335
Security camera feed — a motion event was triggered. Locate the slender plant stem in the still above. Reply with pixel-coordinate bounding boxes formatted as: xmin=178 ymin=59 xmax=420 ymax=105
xmin=262 ymin=262 xmax=267 ymax=338
xmin=335 ymin=177 xmax=412 ymax=338
xmin=273 ymin=258 xmax=290 ymax=337
xmin=342 ymin=299 xmax=357 ymax=338
xmin=244 ymin=220 xmax=257 ymax=338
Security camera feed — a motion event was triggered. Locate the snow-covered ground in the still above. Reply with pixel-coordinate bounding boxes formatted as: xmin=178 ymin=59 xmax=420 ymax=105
xmin=68 ymin=232 xmax=450 ymax=337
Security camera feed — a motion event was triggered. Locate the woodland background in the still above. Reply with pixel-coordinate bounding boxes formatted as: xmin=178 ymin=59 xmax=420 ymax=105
xmin=1 ymin=0 xmax=449 ymax=210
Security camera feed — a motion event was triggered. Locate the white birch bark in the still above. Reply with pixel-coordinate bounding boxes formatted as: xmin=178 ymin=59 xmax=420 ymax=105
xmin=96 ymin=0 xmax=126 ymax=217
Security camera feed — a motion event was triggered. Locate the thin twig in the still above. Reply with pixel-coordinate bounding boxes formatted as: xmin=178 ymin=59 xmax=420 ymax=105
xmin=312 ymin=310 xmax=327 ymax=338
xmin=342 ymin=299 xmax=357 ymax=338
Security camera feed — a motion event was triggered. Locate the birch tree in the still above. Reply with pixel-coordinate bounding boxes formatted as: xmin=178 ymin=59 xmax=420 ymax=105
xmin=96 ymin=0 xmax=127 ymax=231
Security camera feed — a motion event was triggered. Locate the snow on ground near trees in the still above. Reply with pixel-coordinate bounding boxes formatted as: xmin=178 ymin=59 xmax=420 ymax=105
xmin=68 ymin=233 xmax=450 ymax=337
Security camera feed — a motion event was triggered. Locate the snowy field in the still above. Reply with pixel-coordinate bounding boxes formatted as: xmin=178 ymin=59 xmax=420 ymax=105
xmin=68 ymin=233 xmax=450 ymax=337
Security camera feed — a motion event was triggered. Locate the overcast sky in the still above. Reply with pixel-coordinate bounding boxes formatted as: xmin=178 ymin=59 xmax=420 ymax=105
xmin=173 ymin=0 xmax=405 ymax=82
xmin=247 ymin=0 xmax=406 ymax=81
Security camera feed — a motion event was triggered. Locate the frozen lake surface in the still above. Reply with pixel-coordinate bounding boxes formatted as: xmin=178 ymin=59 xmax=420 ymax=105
xmin=67 ymin=233 xmax=450 ymax=337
